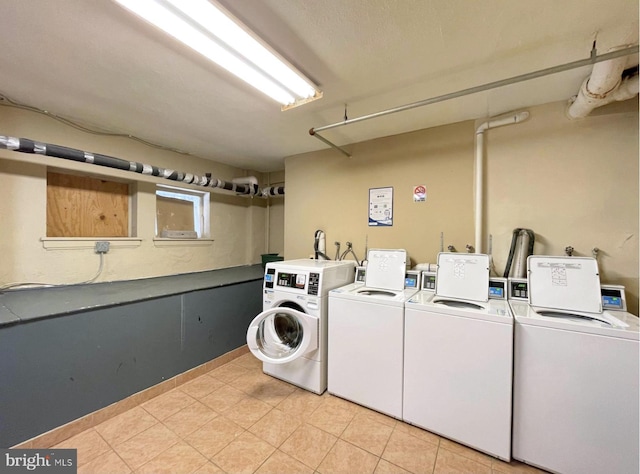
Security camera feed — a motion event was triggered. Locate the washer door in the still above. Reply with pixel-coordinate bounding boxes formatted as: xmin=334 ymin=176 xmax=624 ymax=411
xmin=246 ymin=304 xmax=318 ymax=364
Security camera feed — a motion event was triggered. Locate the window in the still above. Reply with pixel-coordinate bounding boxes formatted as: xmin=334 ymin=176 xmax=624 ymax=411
xmin=47 ymin=171 xmax=130 ymax=237
xmin=155 ymin=184 xmax=210 ymax=238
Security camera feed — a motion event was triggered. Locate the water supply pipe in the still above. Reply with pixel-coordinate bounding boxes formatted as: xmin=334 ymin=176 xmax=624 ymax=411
xmin=474 ymin=111 xmax=530 ymax=253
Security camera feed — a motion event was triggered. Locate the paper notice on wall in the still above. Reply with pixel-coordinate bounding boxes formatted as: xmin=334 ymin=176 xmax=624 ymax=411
xmin=369 ymin=187 xmax=393 ymax=226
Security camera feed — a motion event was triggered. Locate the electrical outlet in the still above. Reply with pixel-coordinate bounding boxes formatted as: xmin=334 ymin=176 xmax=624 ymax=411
xmin=95 ymin=241 xmax=110 ymax=254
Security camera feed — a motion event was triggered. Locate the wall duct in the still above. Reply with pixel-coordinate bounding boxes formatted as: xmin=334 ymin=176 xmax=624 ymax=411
xmin=0 ymin=135 xmax=284 ymax=198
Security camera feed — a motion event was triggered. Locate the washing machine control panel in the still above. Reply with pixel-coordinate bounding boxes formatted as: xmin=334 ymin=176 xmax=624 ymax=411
xmin=405 ymin=271 xmax=421 ymax=289
xmin=508 ymin=278 xmax=529 ymax=300
xmin=421 ymin=271 xmax=437 ymax=291
xmin=276 ymin=272 xmax=306 ymax=289
xmin=265 ymin=270 xmax=321 ymax=296
xmin=601 ymin=284 xmax=627 ymax=312
xmin=489 ymin=277 xmax=507 ymax=300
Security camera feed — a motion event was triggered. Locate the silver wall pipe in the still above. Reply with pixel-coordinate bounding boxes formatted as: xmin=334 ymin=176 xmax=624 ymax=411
xmin=308 ymin=129 xmax=351 ymax=157
xmin=309 ymin=44 xmax=639 ymax=140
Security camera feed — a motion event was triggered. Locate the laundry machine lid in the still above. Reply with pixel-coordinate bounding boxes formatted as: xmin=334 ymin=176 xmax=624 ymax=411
xmin=528 ymin=256 xmax=602 ymax=313
xmin=411 ymin=294 xmax=512 ymax=324
xmin=435 ymin=253 xmax=490 ymax=302
xmin=510 ymin=300 xmax=639 ymax=340
xmin=246 ymin=307 xmax=318 ymax=364
xmin=364 ymin=249 xmax=407 ymax=291
xmin=533 ymin=308 xmax=618 ymax=327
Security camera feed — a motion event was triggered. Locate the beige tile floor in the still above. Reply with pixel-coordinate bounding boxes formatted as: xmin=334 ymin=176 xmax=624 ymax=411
xmin=42 ymin=353 xmax=548 ymax=474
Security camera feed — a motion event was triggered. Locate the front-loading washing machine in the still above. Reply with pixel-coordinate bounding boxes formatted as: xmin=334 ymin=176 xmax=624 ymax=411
xmin=327 ymin=249 xmax=418 ymax=419
xmin=403 ymin=252 xmax=514 ymax=461
xmin=246 ymin=259 xmax=355 ymax=394
xmin=510 ymin=255 xmax=639 ymax=474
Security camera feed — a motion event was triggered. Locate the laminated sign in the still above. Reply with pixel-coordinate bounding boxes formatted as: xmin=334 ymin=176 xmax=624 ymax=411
xmin=369 ymin=187 xmax=393 ymax=226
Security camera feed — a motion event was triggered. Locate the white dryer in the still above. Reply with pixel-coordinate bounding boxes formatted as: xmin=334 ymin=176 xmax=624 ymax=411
xmin=246 ymin=259 xmax=355 ymax=394
xmin=511 ymin=256 xmax=639 ymax=474
xmin=328 ymin=249 xmax=417 ymax=419
xmin=403 ymin=253 xmax=513 ymax=461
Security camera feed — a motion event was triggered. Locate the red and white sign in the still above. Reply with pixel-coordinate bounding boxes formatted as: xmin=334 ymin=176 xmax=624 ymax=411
xmin=413 ymin=185 xmax=426 ymax=202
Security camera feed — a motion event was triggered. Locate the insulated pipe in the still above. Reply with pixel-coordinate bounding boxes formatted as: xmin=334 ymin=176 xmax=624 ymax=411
xmin=568 ymin=70 xmax=639 ymax=118
xmin=0 ymin=135 xmax=277 ymax=196
xmin=232 ymin=176 xmax=259 ymax=187
xmin=474 ymin=111 xmax=530 ymax=253
xmin=261 ymin=186 xmax=285 ymax=196
xmin=567 ymin=45 xmax=636 ymax=118
xmin=617 ymin=74 xmax=640 ymax=98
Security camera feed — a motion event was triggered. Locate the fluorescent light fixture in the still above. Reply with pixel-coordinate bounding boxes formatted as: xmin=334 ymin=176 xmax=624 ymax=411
xmin=114 ymin=0 xmax=322 ymax=108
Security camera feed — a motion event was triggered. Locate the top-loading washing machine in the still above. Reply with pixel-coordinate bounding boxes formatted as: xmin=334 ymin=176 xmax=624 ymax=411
xmin=246 ymin=259 xmax=355 ymax=394
xmin=327 ymin=249 xmax=418 ymax=418
xmin=510 ymin=255 xmax=639 ymax=474
xmin=403 ymin=253 xmax=514 ymax=461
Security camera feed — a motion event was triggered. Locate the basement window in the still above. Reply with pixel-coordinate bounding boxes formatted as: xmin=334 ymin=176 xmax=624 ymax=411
xmin=155 ymin=184 xmax=210 ymax=239
xmin=46 ymin=171 xmax=130 ymax=238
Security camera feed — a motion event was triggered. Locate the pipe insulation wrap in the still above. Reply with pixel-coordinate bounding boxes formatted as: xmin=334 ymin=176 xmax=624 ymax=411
xmin=262 ymin=186 xmax=285 ymax=196
xmin=232 ymin=176 xmax=259 ymax=186
xmin=0 ymin=135 xmax=281 ymax=196
xmin=583 ymin=53 xmax=627 ymax=96
xmin=567 ymin=46 xmax=639 ymax=119
xmin=568 ymin=73 xmax=639 ymax=118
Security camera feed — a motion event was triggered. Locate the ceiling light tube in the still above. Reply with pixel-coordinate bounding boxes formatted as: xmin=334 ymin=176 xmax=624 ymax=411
xmin=165 ymin=0 xmax=317 ymax=98
xmin=114 ymin=0 xmax=321 ymax=106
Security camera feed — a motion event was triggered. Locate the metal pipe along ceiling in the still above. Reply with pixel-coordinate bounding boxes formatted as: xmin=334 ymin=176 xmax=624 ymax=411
xmin=0 ymin=135 xmax=285 ymax=197
xmin=309 ymin=44 xmax=639 ymax=155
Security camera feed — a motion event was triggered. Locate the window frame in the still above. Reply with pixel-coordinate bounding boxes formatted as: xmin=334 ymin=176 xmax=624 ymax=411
xmin=155 ymin=184 xmax=210 ymax=239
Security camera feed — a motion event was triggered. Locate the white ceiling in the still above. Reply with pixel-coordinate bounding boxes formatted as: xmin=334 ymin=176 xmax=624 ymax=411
xmin=0 ymin=0 xmax=637 ymax=171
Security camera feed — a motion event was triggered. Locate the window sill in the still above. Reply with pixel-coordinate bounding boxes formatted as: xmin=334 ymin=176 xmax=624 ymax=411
xmin=153 ymin=238 xmax=214 ymax=247
xmin=41 ymin=237 xmax=143 ymax=250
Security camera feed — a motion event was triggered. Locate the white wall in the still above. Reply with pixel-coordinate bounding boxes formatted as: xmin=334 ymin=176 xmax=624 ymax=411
xmin=0 ymin=106 xmax=273 ymax=285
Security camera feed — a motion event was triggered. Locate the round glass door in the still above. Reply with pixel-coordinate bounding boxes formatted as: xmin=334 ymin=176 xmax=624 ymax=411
xmin=246 ymin=303 xmax=318 ymax=364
